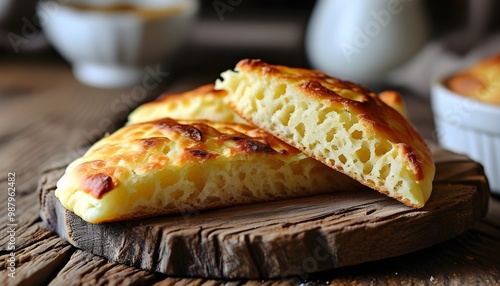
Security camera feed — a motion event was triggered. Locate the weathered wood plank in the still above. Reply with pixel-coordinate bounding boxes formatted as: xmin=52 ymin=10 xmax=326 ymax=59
xmin=0 ymin=192 xmax=42 ymax=251
xmin=153 ymin=279 xmax=298 ymax=286
xmin=47 ymin=250 xmax=160 ymax=286
xmin=308 ymin=220 xmax=500 ymax=285
xmin=0 ymin=167 xmax=71 ymax=286
xmin=39 ymin=149 xmax=490 ymax=280
xmin=0 ymin=233 xmax=73 ymax=286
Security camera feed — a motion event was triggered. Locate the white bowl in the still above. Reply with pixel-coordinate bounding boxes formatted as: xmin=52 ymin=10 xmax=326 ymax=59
xmin=38 ymin=0 xmax=198 ymax=88
xmin=431 ymin=80 xmax=500 ymax=194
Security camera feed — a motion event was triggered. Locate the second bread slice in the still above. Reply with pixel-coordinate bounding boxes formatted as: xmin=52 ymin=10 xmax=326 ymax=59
xmin=216 ymin=59 xmax=435 ymax=208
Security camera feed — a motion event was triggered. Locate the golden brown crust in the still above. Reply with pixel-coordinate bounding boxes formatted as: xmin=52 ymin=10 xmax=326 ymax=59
xmin=237 ymin=59 xmax=374 ymax=95
xmin=80 ymin=118 xmax=299 ymax=200
xmin=446 ymin=53 xmax=500 ymax=105
xmin=127 ymin=83 xmax=247 ymax=125
xmin=56 ymin=117 xmax=364 ymax=223
xmin=154 ymin=84 xmax=226 ymax=103
xmin=378 ymin=90 xmax=408 ymax=118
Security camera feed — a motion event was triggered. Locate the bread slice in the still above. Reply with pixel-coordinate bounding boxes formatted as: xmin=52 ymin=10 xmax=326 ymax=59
xmin=127 ymin=84 xmax=247 ymax=125
xmin=215 ymin=59 xmax=435 ymax=208
xmin=56 ymin=118 xmax=364 ymax=223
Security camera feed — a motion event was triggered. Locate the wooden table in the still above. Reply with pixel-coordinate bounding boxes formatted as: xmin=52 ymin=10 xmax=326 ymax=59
xmin=1 ymin=51 xmax=500 ymax=286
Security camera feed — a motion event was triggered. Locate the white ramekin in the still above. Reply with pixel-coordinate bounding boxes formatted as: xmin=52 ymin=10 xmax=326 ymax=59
xmin=431 ymin=81 xmax=500 ymax=194
xmin=38 ymin=0 xmax=198 ymax=88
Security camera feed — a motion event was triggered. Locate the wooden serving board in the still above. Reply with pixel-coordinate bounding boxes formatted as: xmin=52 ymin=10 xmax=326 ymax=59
xmin=38 ymin=148 xmax=490 ymax=280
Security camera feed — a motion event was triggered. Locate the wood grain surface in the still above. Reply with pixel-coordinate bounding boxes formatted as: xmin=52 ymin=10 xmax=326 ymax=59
xmin=1 ymin=55 xmax=500 ymax=286
xmin=39 ymin=148 xmax=490 ymax=280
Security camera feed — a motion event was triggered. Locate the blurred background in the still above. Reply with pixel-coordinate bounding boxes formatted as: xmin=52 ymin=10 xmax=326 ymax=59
xmin=1 ymin=0 xmax=499 ymax=92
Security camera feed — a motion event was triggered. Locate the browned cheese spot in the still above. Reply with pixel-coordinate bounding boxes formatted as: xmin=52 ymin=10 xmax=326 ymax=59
xmin=141 ymin=138 xmax=159 ymax=147
xmin=155 ymin=119 xmax=203 ymax=141
xmin=82 ymin=173 xmax=116 ymax=199
xmin=239 ymin=137 xmax=275 ymax=153
xmin=185 ymin=149 xmax=218 ymax=161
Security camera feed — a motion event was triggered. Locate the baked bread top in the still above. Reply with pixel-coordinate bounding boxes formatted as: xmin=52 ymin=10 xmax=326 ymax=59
xmin=127 ymin=84 xmax=247 ymax=125
xmin=215 ymin=59 xmax=435 ymax=208
xmin=378 ymin=90 xmax=408 ymax=118
xmin=446 ymin=53 xmax=500 ymax=105
xmin=56 ymin=117 xmax=363 ymax=223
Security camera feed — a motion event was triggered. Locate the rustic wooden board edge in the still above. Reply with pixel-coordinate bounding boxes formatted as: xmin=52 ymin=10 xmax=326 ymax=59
xmin=38 ymin=151 xmax=490 ymax=280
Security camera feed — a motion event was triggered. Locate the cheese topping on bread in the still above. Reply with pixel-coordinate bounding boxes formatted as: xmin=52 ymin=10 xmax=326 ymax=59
xmin=56 ymin=118 xmax=364 ymax=223
xmin=127 ymin=84 xmax=247 ymax=125
xmin=215 ymin=59 xmax=435 ymax=208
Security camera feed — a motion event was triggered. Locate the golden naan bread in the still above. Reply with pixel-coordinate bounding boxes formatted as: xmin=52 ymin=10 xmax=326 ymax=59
xmin=56 ymin=118 xmax=363 ymax=223
xmin=215 ymin=59 xmax=435 ymax=208
xmin=127 ymin=84 xmax=247 ymax=124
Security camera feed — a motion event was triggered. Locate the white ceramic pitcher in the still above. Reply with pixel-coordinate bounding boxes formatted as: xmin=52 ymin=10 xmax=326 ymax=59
xmin=306 ymin=0 xmax=430 ymax=87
